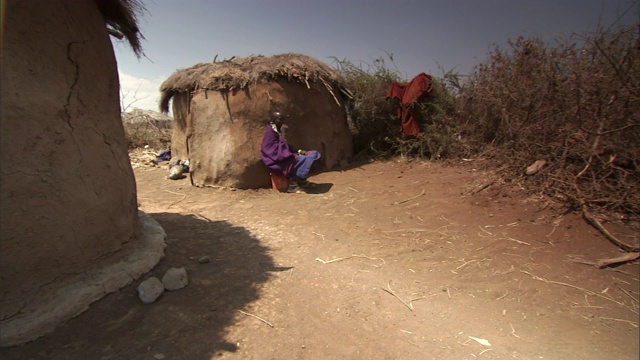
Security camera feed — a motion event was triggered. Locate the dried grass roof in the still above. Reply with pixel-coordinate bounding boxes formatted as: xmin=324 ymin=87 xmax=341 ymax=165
xmin=159 ymin=53 xmax=349 ymax=113
xmin=96 ymin=0 xmax=145 ymax=57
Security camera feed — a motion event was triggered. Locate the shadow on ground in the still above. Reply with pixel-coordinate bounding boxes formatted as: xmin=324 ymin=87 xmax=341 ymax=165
xmin=306 ymin=182 xmax=333 ymax=194
xmin=1 ymin=212 xmax=275 ymax=360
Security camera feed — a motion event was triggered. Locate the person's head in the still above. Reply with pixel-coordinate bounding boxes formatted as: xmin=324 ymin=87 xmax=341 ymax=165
xmin=270 ymin=111 xmax=286 ymax=131
xmin=270 ymin=111 xmax=283 ymax=124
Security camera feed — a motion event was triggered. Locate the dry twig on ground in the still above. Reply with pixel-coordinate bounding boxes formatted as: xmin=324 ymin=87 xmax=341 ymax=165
xmin=165 ymin=190 xmax=187 ymax=208
xmin=381 ymin=281 xmax=413 ymax=311
xmin=392 ymin=190 xmax=426 ymax=205
xmin=521 ymin=270 xmax=637 ymax=314
xmin=596 ymin=252 xmax=640 ymax=268
xmin=315 ymin=255 xmax=385 ymax=267
xmin=238 ymin=310 xmax=274 ymax=328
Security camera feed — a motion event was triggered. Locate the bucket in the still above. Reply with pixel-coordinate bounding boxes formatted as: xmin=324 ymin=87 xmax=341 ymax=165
xmin=270 ymin=173 xmax=289 ymax=192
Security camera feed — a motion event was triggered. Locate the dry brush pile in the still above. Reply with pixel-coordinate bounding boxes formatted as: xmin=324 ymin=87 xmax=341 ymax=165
xmin=456 ymin=26 xmax=639 ymax=244
xmin=336 ymin=26 xmax=638 ymax=251
xmin=122 ymin=109 xmax=172 ymax=150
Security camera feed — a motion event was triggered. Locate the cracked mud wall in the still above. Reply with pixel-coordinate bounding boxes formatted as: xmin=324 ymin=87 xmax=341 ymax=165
xmin=0 ymin=0 xmax=138 ymax=321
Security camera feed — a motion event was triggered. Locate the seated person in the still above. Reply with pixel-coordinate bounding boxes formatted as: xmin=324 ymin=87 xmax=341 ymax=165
xmin=260 ymin=111 xmax=321 ymax=192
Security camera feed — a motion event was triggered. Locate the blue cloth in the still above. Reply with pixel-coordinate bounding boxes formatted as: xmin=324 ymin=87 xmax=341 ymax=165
xmin=290 ymin=150 xmax=321 ymax=180
xmin=155 ymin=149 xmax=172 ymax=163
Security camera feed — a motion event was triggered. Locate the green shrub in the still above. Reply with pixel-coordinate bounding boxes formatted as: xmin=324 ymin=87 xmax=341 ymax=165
xmin=331 ymin=55 xmax=404 ymax=155
xmin=332 ymin=55 xmax=463 ymax=159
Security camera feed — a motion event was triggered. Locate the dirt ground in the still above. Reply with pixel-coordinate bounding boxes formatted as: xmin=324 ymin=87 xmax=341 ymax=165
xmin=2 ymin=159 xmax=639 ymax=360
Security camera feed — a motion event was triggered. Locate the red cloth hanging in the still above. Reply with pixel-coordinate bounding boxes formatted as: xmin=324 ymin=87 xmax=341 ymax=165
xmin=386 ymin=73 xmax=433 ymax=136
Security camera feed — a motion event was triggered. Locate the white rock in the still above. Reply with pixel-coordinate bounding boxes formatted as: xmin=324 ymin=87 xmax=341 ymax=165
xmin=525 ymin=159 xmax=547 ymax=175
xmin=162 ymin=267 xmax=188 ymax=290
xmin=137 ymin=277 xmax=164 ymax=304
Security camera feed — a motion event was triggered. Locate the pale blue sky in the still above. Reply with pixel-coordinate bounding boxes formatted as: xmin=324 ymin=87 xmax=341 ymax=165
xmin=112 ymin=0 xmax=639 ymax=111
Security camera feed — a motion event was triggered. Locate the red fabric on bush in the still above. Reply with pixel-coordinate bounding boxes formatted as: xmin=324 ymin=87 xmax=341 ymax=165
xmin=386 ymin=73 xmax=433 ymax=136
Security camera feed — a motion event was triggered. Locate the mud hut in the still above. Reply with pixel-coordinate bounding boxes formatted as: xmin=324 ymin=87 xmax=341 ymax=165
xmin=1 ymin=0 xmax=165 ymax=345
xmin=159 ymin=53 xmax=354 ymax=189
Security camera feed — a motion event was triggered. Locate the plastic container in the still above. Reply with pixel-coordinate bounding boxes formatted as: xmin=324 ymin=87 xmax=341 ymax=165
xmin=270 ymin=173 xmax=289 ymax=192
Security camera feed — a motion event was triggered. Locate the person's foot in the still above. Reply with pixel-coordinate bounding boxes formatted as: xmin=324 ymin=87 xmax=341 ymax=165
xmin=297 ymin=179 xmax=313 ymax=189
xmin=286 ymin=183 xmax=306 ymax=193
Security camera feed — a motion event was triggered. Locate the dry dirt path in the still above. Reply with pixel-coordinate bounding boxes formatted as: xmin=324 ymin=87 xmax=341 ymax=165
xmin=2 ymin=160 xmax=638 ymax=360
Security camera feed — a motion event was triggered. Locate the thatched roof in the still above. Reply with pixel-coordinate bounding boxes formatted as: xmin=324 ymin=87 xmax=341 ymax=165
xmin=159 ymin=53 xmax=350 ymax=113
xmin=96 ymin=0 xmax=145 ymax=57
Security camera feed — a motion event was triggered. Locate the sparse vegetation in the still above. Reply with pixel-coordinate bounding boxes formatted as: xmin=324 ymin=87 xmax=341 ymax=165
xmin=122 ymin=109 xmax=172 ymax=150
xmin=335 ymin=23 xmax=639 ymax=241
xmin=332 ymin=55 xmax=465 ymax=160
xmin=330 ymin=56 xmax=404 ymax=155
xmin=123 ymin=23 xmax=638 ymax=232
xmin=456 ymin=25 xmax=639 ymax=221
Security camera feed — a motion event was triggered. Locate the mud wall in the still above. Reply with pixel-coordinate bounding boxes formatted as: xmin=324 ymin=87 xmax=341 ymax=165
xmin=173 ymin=80 xmax=352 ymax=188
xmin=0 ymin=0 xmax=138 ymax=321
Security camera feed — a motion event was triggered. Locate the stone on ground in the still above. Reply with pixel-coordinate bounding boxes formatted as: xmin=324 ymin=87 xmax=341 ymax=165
xmin=137 ymin=277 xmax=164 ymax=304
xmin=162 ymin=267 xmax=188 ymax=290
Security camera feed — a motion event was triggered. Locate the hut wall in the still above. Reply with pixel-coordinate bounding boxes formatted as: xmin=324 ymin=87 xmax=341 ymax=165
xmin=266 ymin=81 xmax=353 ymax=171
xmin=170 ymin=92 xmax=191 ymax=161
xmin=180 ymin=80 xmax=352 ymax=188
xmin=0 ymin=0 xmax=138 ymax=320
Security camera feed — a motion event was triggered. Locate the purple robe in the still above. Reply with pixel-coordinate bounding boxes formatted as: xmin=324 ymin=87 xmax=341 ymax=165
xmin=261 ymin=125 xmax=297 ymax=176
xmin=261 ymin=124 xmax=322 ymax=180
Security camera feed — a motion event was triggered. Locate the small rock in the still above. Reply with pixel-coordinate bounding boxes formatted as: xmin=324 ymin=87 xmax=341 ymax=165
xmin=154 ymin=354 xmax=165 ymax=360
xmin=198 ymin=255 xmax=211 ymax=264
xmin=238 ymin=203 xmax=254 ymax=210
xmin=168 ymin=165 xmax=185 ymax=180
xmin=162 ymin=267 xmax=188 ymax=290
xmin=525 ymin=159 xmax=546 ymax=175
xmin=137 ymin=277 xmax=164 ymax=304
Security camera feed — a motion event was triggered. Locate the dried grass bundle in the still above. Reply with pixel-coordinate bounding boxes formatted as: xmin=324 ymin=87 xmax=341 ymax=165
xmin=159 ymin=53 xmax=348 ymax=113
